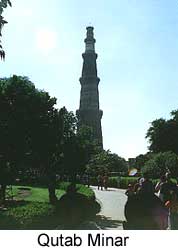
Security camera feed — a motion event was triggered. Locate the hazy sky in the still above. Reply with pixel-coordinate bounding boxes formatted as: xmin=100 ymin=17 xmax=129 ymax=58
xmin=1 ymin=0 xmax=178 ymax=159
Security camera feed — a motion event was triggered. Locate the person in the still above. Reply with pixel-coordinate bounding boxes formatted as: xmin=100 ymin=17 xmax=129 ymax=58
xmin=165 ymin=190 xmax=178 ymax=229
xmin=124 ymin=186 xmax=169 ymax=230
xmin=103 ymin=174 xmax=109 ymax=190
xmin=160 ymin=172 xmax=177 ymax=203
xmin=97 ymin=174 xmax=103 ymax=190
xmin=86 ymin=174 xmax=90 ymax=188
xmin=140 ymin=174 xmax=154 ymax=195
xmin=155 ymin=175 xmax=167 ymax=201
xmin=125 ymin=184 xmax=134 ymax=198
xmin=133 ymin=177 xmax=141 ymax=194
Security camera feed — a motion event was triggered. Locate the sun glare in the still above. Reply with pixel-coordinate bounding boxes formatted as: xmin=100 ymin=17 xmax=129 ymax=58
xmin=36 ymin=29 xmax=57 ymax=54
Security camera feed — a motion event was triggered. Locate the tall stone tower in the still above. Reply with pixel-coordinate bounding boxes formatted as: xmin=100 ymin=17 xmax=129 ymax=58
xmin=77 ymin=26 xmax=103 ymax=148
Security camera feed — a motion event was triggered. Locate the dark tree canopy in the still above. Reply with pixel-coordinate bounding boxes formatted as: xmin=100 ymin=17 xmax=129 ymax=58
xmin=0 ymin=75 xmax=99 ymax=202
xmin=134 ymin=153 xmax=153 ymax=171
xmin=146 ymin=110 xmax=178 ymax=155
xmin=60 ymin=108 xmax=98 ymax=178
xmin=0 ymin=75 xmax=64 ymax=203
xmin=141 ymin=151 xmax=178 ymax=178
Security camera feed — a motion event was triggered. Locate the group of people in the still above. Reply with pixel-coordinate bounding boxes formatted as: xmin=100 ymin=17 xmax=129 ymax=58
xmin=124 ymin=172 xmax=178 ymax=229
xmin=97 ymin=174 xmax=109 ymax=190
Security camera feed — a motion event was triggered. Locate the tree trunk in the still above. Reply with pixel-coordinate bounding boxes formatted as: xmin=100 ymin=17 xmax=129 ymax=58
xmin=0 ymin=184 xmax=6 ymax=204
xmin=47 ymin=173 xmax=57 ymax=204
xmin=48 ymin=185 xmax=57 ymax=204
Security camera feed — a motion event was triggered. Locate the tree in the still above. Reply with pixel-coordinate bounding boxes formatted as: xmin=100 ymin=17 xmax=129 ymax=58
xmin=0 ymin=75 xmax=63 ymax=203
xmin=60 ymin=108 xmax=97 ymax=180
xmin=134 ymin=152 xmax=153 ymax=171
xmin=141 ymin=151 xmax=178 ymax=179
xmin=146 ymin=111 xmax=178 ymax=154
xmin=0 ymin=0 xmax=12 ymax=60
xmin=87 ymin=150 xmax=128 ymax=176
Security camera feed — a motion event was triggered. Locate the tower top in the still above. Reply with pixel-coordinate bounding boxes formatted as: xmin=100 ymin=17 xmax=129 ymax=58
xmin=84 ymin=26 xmax=96 ymax=53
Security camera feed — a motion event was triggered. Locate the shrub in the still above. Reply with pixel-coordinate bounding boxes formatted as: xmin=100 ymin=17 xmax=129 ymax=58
xmin=118 ymin=177 xmax=138 ymax=189
xmin=108 ymin=177 xmax=120 ymax=188
xmin=57 ymin=182 xmax=95 ymax=199
xmin=142 ymin=151 xmax=178 ymax=178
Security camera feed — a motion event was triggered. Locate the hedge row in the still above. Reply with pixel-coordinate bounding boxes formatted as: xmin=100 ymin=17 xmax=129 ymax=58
xmin=108 ymin=177 xmax=177 ymax=189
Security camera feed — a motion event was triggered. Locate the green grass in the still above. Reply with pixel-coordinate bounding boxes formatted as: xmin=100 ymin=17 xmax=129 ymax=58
xmin=77 ymin=184 xmax=94 ymax=199
xmin=0 ymin=183 xmax=95 ymax=229
xmin=57 ymin=182 xmax=95 ymax=199
xmin=12 ymin=186 xmax=65 ymax=202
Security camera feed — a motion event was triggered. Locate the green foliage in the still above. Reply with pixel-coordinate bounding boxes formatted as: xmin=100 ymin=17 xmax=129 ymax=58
xmin=110 ymin=176 xmax=177 ymax=189
xmin=0 ymin=75 xmax=64 ymax=202
xmin=12 ymin=186 xmax=65 ymax=202
xmin=146 ymin=110 xmax=178 ymax=154
xmin=0 ymin=76 xmax=62 ymax=164
xmin=108 ymin=177 xmax=120 ymax=188
xmin=141 ymin=151 xmax=178 ymax=178
xmin=0 ymin=75 xmax=98 ymax=202
xmin=134 ymin=153 xmax=153 ymax=170
xmin=0 ymin=202 xmax=57 ymax=229
xmin=118 ymin=177 xmax=138 ymax=189
xmin=57 ymin=182 xmax=95 ymax=199
xmin=0 ymin=183 xmax=95 ymax=229
xmin=0 ymin=0 xmax=12 ymax=60
xmin=61 ymin=109 xmax=97 ymax=176
xmin=87 ymin=150 xmax=128 ymax=175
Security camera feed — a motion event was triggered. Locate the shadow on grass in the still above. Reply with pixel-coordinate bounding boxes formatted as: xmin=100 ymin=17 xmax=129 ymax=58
xmin=2 ymin=199 xmax=30 ymax=208
xmin=0 ymin=200 xmax=58 ymax=230
xmin=55 ymin=192 xmax=101 ymax=229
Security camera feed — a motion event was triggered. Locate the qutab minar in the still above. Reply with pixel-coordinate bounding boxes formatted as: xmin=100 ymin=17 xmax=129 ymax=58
xmin=77 ymin=26 xmax=103 ymax=148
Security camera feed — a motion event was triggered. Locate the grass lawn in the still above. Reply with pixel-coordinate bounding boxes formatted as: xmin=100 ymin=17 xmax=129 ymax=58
xmin=12 ymin=185 xmax=65 ymax=202
xmin=0 ymin=183 xmax=95 ymax=229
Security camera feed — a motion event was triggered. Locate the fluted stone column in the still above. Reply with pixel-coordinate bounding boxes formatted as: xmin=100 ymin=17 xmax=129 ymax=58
xmin=77 ymin=27 xmax=103 ymax=148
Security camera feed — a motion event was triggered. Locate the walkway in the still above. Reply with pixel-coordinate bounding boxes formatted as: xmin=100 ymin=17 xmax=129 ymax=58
xmin=91 ymin=186 xmax=127 ymax=230
xmin=57 ymin=186 xmax=127 ymax=230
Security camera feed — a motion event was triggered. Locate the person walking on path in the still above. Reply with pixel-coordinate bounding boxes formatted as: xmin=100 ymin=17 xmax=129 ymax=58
xmin=165 ymin=190 xmax=178 ymax=229
xmin=103 ymin=174 xmax=109 ymax=190
xmin=125 ymin=184 xmax=135 ymax=198
xmin=97 ymin=174 xmax=103 ymax=190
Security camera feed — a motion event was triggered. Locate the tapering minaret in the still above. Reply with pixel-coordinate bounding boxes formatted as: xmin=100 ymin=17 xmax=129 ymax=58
xmin=77 ymin=26 xmax=103 ymax=148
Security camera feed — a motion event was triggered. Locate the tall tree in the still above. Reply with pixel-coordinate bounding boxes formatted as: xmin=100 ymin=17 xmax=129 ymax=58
xmin=0 ymin=75 xmax=63 ymax=203
xmin=87 ymin=150 xmax=128 ymax=175
xmin=60 ymin=108 xmax=97 ymax=181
